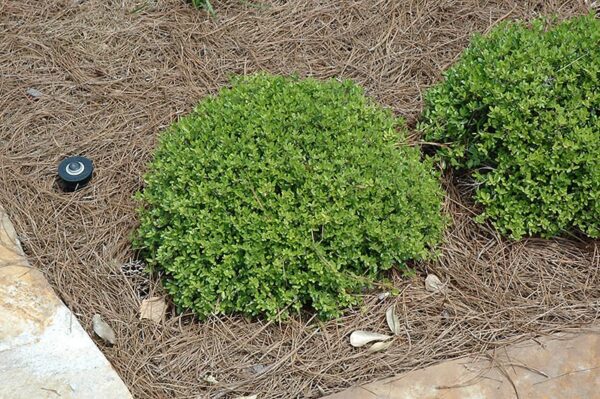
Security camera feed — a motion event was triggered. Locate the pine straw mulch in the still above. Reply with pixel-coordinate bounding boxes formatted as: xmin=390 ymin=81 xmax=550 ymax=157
xmin=1 ymin=0 xmax=599 ymax=397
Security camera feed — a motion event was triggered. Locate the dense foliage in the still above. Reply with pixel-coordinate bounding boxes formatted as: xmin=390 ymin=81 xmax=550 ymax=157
xmin=420 ymin=14 xmax=600 ymax=239
xmin=135 ymin=74 xmax=445 ymax=320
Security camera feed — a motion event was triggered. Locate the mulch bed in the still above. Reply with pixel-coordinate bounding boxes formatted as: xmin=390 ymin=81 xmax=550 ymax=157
xmin=1 ymin=0 xmax=598 ymax=397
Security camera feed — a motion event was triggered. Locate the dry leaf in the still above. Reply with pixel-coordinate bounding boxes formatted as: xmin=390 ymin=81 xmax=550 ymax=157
xmin=367 ymin=341 xmax=393 ymax=353
xmin=349 ymin=330 xmax=391 ymax=347
xmin=140 ymin=297 xmax=167 ymax=322
xmin=425 ymin=274 xmax=445 ymax=293
xmin=92 ymin=314 xmax=116 ymax=345
xmin=203 ymin=375 xmax=218 ymax=384
xmin=385 ymin=306 xmax=401 ymax=335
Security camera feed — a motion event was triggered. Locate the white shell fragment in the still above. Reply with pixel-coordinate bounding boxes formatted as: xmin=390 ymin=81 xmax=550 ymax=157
xmin=203 ymin=375 xmax=218 ymax=384
xmin=349 ymin=330 xmax=392 ymax=347
xmin=386 ymin=306 xmax=401 ymax=335
xmin=367 ymin=341 xmax=393 ymax=353
xmin=26 ymin=88 xmax=42 ymax=98
xmin=425 ymin=274 xmax=445 ymax=293
xmin=92 ymin=314 xmax=116 ymax=345
xmin=377 ymin=292 xmax=390 ymax=300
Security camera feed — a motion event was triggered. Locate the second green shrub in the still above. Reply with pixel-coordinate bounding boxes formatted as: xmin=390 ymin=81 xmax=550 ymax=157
xmin=420 ymin=15 xmax=600 ymax=239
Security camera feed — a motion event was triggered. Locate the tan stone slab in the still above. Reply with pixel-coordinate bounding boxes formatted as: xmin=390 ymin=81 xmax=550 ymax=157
xmin=0 ymin=207 xmax=132 ymax=398
xmin=325 ymin=332 xmax=600 ymax=399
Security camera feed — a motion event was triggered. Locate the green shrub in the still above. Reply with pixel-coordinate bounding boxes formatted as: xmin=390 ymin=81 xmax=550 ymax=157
xmin=135 ymin=74 xmax=445 ymax=320
xmin=420 ymin=14 xmax=600 ymax=239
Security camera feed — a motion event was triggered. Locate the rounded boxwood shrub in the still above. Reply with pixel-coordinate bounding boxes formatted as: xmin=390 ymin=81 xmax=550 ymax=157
xmin=134 ymin=74 xmax=445 ymax=320
xmin=420 ymin=14 xmax=600 ymax=239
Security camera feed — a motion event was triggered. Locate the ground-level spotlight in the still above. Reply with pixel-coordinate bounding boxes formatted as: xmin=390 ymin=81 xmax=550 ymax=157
xmin=58 ymin=156 xmax=93 ymax=192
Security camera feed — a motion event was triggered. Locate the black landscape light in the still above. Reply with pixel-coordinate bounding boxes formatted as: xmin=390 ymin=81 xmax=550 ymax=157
xmin=58 ymin=156 xmax=94 ymax=192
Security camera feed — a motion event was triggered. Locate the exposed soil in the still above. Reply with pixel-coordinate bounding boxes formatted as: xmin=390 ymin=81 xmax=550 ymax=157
xmin=1 ymin=0 xmax=598 ymax=398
